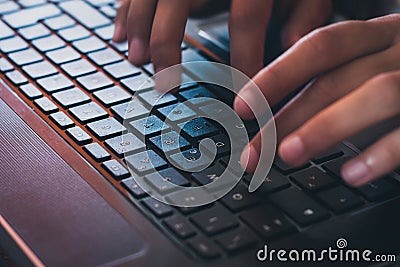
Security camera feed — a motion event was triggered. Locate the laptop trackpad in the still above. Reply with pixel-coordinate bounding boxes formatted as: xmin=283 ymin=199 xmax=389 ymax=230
xmin=0 ymin=98 xmax=147 ymax=266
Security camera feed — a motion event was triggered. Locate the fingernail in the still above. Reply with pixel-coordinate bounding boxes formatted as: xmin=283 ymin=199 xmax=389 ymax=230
xmin=279 ymin=135 xmax=304 ymax=165
xmin=342 ymin=160 xmax=370 ymax=185
xmin=240 ymin=144 xmax=259 ymax=173
xmin=234 ymin=90 xmax=255 ymax=120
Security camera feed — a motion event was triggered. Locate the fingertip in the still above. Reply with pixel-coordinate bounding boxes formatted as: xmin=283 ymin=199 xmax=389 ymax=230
xmin=278 ymin=135 xmax=305 ymax=166
xmin=128 ymin=38 xmax=149 ymax=66
xmin=341 ymin=159 xmax=371 ymax=187
xmin=233 ymin=93 xmax=256 ymax=120
xmin=240 ymin=144 xmax=259 ymax=173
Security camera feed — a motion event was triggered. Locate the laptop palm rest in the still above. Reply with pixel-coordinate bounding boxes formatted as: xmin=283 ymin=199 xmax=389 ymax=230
xmin=0 ymin=97 xmax=147 ymax=266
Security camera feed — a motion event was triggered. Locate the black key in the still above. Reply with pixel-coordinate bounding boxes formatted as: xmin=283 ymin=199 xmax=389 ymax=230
xmin=221 ymin=184 xmax=261 ymax=212
xmin=72 ymin=36 xmax=106 ymax=54
xmin=9 ymin=49 xmax=43 ymax=66
xmin=144 ymin=168 xmax=190 ymax=194
xmin=3 ymin=4 xmax=60 ymax=29
xmin=215 ymin=228 xmax=257 ymax=253
xmin=20 ymin=84 xmax=43 ymax=99
xmin=44 ymin=14 xmax=75 ymax=30
xmin=69 ymin=102 xmax=108 ymax=124
xmin=18 ymin=24 xmax=50 ymax=40
xmin=0 ymin=58 xmax=13 ymax=72
xmin=204 ymin=134 xmax=231 ymax=156
xmin=323 ymin=157 xmax=351 ymax=178
xmin=0 ymin=20 xmax=14 ymax=40
xmin=22 ymin=61 xmax=57 ymax=79
xmin=102 ymin=159 xmax=130 ymax=180
xmin=252 ymin=168 xmax=290 ymax=192
xmin=34 ymin=97 xmax=58 ymax=114
xmin=139 ymin=90 xmax=178 ymax=108
xmin=130 ymin=115 xmax=170 ymax=137
xmin=121 ymin=74 xmax=155 ymax=93
xmin=94 ymin=86 xmax=131 ymax=106
xmin=158 ymin=103 xmax=196 ymax=123
xmin=83 ymin=142 xmax=111 ymax=162
xmin=7 ymin=70 xmax=28 ymax=86
xmin=291 ymin=167 xmax=336 ymax=191
xmin=190 ymin=205 xmax=239 ymax=235
xmin=87 ymin=117 xmax=126 ymax=140
xmin=142 ymin=198 xmax=173 ymax=218
xmin=46 ymin=47 xmax=81 ymax=65
xmin=49 ymin=111 xmax=74 ymax=129
xmin=66 ymin=126 xmax=92 ymax=145
xmin=178 ymin=118 xmax=219 ymax=140
xmin=179 ymin=206 xmax=209 ymax=215
xmin=61 ymin=59 xmax=96 ymax=78
xmin=188 ymin=237 xmax=221 ymax=259
xmin=121 ymin=177 xmax=147 ymax=198
xmin=0 ymin=36 xmax=28 ymax=53
xmin=52 ymin=88 xmax=90 ymax=108
xmin=166 ymin=189 xmax=212 ymax=209
xmin=32 ymin=35 xmax=65 ymax=52
xmin=59 ymin=1 xmax=111 ymax=29
xmin=111 ymin=100 xmax=149 ymax=121
xmin=37 ymin=74 xmax=74 ymax=93
xmin=94 ymin=25 xmax=114 ymax=41
xmin=269 ymin=187 xmax=330 ymax=226
xmin=169 ymin=148 xmax=212 ymax=172
xmin=125 ymin=150 xmax=168 ymax=175
xmin=313 ymin=147 xmax=344 ymax=164
xmin=357 ymin=179 xmax=394 ymax=201
xmin=88 ymin=48 xmax=122 ymax=66
xmin=219 ymin=155 xmax=245 ymax=176
xmin=149 ymin=131 xmax=190 ymax=154
xmin=199 ymin=102 xmax=230 ymax=120
xmin=191 ymin=164 xmax=235 ymax=189
xmin=164 ymin=216 xmax=196 ymax=239
xmin=58 ymin=25 xmax=90 ymax=42
xmin=179 ymin=86 xmax=216 ymax=106
xmin=239 ymin=205 xmax=295 ymax=239
xmin=274 ymin=157 xmax=310 ymax=175
xmin=105 ymin=133 xmax=145 ymax=157
xmin=317 ymin=186 xmax=364 ymax=213
xmin=77 ymin=72 xmax=113 ymax=91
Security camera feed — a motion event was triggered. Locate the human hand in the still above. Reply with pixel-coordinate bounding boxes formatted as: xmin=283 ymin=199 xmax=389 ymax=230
xmin=235 ymin=14 xmax=400 ymax=186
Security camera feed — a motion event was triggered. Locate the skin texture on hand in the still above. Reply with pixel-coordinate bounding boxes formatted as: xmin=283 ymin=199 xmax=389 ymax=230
xmin=236 ymin=14 xmax=400 ymax=187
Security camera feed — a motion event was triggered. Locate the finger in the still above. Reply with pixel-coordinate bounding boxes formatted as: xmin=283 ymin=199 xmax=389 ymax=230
xmin=234 ymin=14 xmax=400 ymax=119
xmin=342 ymin=126 xmax=400 ymax=187
xmin=126 ymin=0 xmax=157 ymax=65
xmin=278 ymin=71 xmax=400 ymax=167
xmin=282 ymin=0 xmax=332 ymax=48
xmin=229 ymin=0 xmax=273 ymax=77
xmin=113 ymin=0 xmax=130 ymax=42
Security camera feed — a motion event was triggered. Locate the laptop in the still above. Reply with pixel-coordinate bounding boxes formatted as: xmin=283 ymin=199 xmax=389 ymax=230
xmin=0 ymin=1 xmax=400 ymax=266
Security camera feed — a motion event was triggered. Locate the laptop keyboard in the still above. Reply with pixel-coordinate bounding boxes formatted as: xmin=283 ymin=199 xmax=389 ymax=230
xmin=1 ymin=0 xmax=399 ymax=261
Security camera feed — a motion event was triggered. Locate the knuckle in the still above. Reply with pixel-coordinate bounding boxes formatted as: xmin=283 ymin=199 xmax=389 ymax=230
xmin=370 ymin=73 xmax=400 ymax=110
xmin=303 ymin=27 xmax=337 ymax=58
xmin=312 ymin=74 xmax=340 ymax=101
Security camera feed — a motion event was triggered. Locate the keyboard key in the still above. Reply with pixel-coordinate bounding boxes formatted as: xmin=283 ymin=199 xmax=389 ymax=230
xmin=142 ymin=198 xmax=173 ymax=218
xmin=158 ymin=103 xmax=196 ymax=122
xmin=139 ymin=90 xmax=177 ymax=107
xmin=188 ymin=237 xmax=221 ymax=259
xmin=94 ymin=25 xmax=114 ymax=41
xmin=191 ymin=164 xmax=234 ymax=189
xmin=18 ymin=0 xmax=47 ymax=8
xmin=323 ymin=157 xmax=351 ymax=178
xmin=104 ymin=60 xmax=141 ymax=79
xmin=255 ymin=168 xmax=290 ymax=193
xmin=87 ymin=117 xmax=126 ymax=140
xmin=111 ymin=100 xmax=149 ymax=121
xmin=9 ymin=49 xmax=43 ymax=66
xmin=121 ymin=74 xmax=154 ymax=93
xmin=0 ymin=36 xmax=28 ymax=53
xmin=105 ymin=133 xmax=145 ymax=157
xmin=52 ymin=88 xmax=90 ymax=108
xmin=203 ymin=134 xmax=231 ymax=156
xmin=313 ymin=147 xmax=344 ymax=164
xmin=215 ymin=228 xmax=257 ymax=253
xmin=274 ymin=157 xmax=310 ymax=175
xmin=49 ymin=111 xmax=75 ymax=129
xmin=83 ymin=142 xmax=111 ymax=162
xmin=69 ymin=102 xmax=108 ymax=124
xmin=46 ymin=47 xmax=81 ymax=64
xmin=58 ymin=25 xmax=90 ymax=42
xmin=20 ymin=84 xmax=43 ymax=99
xmin=32 ymin=35 xmax=65 ymax=52
xmin=164 ymin=216 xmax=196 ymax=239
xmin=0 ymin=20 xmax=14 ymax=40
xmin=72 ymin=36 xmax=106 ymax=53
xmin=190 ymin=205 xmax=239 ymax=235
xmin=121 ymin=177 xmax=147 ymax=198
xmin=0 ymin=58 xmax=13 ymax=72
xmin=99 ymin=5 xmax=116 ymax=18
xmin=240 ymin=205 xmax=295 ymax=239
xmin=6 ymin=70 xmax=28 ymax=85
xmin=317 ymin=186 xmax=364 ymax=213
xmin=149 ymin=131 xmax=190 ymax=154
xmin=144 ymin=168 xmax=189 ymax=194
xmin=18 ymin=24 xmax=50 ymax=40
xmin=37 ymin=74 xmax=74 ymax=93
xmin=179 ymin=86 xmax=216 ymax=106
xmin=221 ymin=184 xmax=261 ymax=212
xmin=34 ymin=97 xmax=58 ymax=114
xmin=59 ymin=1 xmax=111 ymax=29
xmin=66 ymin=126 xmax=92 ymax=145
xmin=88 ymin=48 xmax=122 ymax=66
xmin=166 ymin=189 xmax=211 ymax=208
xmin=219 ymin=155 xmax=245 ymax=176
xmin=102 ymin=159 xmax=130 ymax=180
xmin=3 ymin=4 xmax=61 ymax=28
xmin=93 ymin=86 xmax=131 ymax=106
xmin=44 ymin=14 xmax=75 ymax=30
xmin=125 ymin=150 xmax=168 ymax=175
xmin=22 ymin=61 xmax=57 ymax=79
xmin=269 ymin=187 xmax=330 ymax=226
xmin=77 ymin=72 xmax=113 ymax=91
xmin=357 ymin=179 xmax=394 ymax=201
xmin=178 ymin=118 xmax=219 ymax=140
xmin=0 ymin=1 xmax=19 ymax=15
xmin=110 ymin=40 xmax=128 ymax=52
xmin=61 ymin=59 xmax=96 ymax=78
xmin=130 ymin=115 xmax=170 ymax=137
xmin=170 ymin=148 xmax=212 ymax=172
xmin=199 ymin=102 xmax=231 ymax=120
xmin=291 ymin=167 xmax=336 ymax=191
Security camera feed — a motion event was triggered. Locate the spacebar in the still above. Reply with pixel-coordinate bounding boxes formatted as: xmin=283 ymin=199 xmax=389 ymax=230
xmin=59 ymin=1 xmax=111 ymax=29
